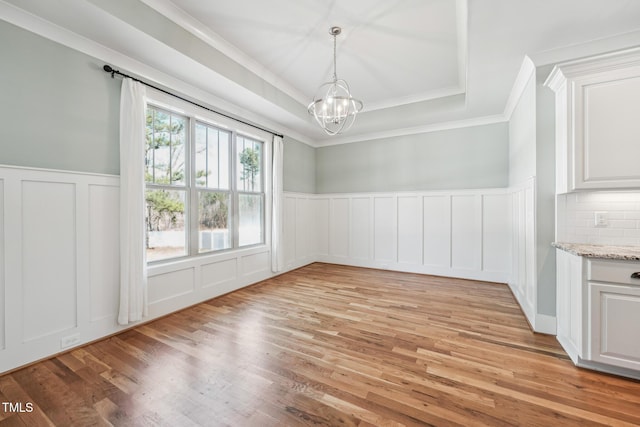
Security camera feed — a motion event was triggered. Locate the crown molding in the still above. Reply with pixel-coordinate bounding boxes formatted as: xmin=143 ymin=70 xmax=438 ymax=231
xmin=364 ymin=86 xmax=465 ymax=112
xmin=543 ymin=66 xmax=567 ymax=93
xmin=456 ymin=0 xmax=469 ymax=91
xmin=312 ymin=114 xmax=507 ymax=148
xmin=503 ymin=55 xmax=535 ymax=121
xmin=544 ymin=45 xmax=640 ymax=93
xmin=530 ymin=28 xmax=640 ymax=68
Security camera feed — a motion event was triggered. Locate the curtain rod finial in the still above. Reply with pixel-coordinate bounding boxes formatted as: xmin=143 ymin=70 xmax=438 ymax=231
xmin=103 ymin=64 xmax=115 ymax=78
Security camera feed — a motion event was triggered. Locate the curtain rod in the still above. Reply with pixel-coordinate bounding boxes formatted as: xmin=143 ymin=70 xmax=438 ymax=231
xmin=102 ymin=65 xmax=284 ymax=139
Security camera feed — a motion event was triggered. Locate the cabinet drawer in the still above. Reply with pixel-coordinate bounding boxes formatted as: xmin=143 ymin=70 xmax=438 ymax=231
xmin=588 ymin=259 xmax=640 ymax=285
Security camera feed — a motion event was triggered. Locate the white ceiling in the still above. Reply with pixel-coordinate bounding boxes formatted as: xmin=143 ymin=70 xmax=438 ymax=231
xmin=160 ymin=0 xmax=466 ymax=111
xmin=4 ymin=0 xmax=640 ymax=145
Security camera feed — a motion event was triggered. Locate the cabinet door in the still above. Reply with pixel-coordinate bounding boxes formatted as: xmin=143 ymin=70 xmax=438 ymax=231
xmin=573 ymin=67 xmax=640 ymax=189
xmin=556 ymin=250 xmax=584 ymax=362
xmin=589 ymin=282 xmax=640 ymax=370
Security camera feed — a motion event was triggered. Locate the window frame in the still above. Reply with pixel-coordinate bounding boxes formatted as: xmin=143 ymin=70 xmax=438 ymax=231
xmin=145 ymin=106 xmax=190 ymax=261
xmin=145 ymin=90 xmax=271 ymax=265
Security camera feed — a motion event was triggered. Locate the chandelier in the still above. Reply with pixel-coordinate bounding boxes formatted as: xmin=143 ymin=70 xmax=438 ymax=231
xmin=308 ymin=26 xmax=364 ymax=135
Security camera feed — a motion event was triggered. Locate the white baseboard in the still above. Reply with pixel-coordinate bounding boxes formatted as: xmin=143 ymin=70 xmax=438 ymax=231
xmin=534 ymin=314 xmax=557 ymax=335
xmin=317 ymin=255 xmax=509 ymax=284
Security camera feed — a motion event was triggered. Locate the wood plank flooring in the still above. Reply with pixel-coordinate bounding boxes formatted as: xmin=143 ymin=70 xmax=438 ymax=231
xmin=2 ymin=263 xmax=640 ymax=426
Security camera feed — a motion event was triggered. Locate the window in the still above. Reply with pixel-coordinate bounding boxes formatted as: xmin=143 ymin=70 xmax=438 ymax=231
xmin=145 ymin=103 xmax=266 ymax=263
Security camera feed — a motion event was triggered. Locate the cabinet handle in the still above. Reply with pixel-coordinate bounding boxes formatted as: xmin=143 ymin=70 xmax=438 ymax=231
xmin=632 ymin=272 xmax=640 ymax=279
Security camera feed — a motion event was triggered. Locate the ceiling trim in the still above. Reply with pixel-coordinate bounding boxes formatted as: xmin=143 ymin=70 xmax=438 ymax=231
xmin=312 ymin=113 xmax=507 ymax=148
xmin=364 ymin=85 xmax=465 ymax=112
xmin=456 ymin=0 xmax=468 ymax=91
xmin=529 ymin=28 xmax=640 ymax=68
xmin=503 ymin=55 xmax=535 ymax=121
xmin=0 ymin=0 xmax=314 ymax=146
xmin=362 ymin=0 xmax=468 ymax=112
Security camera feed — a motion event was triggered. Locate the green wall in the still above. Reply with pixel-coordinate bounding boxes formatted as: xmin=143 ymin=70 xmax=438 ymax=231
xmin=283 ymin=136 xmax=316 ymax=193
xmin=315 ymin=123 xmax=509 ymax=193
xmin=0 ymin=21 xmax=120 ymax=175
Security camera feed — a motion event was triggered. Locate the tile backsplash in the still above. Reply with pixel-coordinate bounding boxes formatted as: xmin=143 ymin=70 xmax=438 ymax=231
xmin=557 ymin=191 xmax=640 ymax=246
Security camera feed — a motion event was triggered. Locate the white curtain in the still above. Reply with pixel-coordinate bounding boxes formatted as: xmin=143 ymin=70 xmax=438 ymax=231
xmin=271 ymin=134 xmax=284 ymax=273
xmin=118 ymin=78 xmax=148 ymax=325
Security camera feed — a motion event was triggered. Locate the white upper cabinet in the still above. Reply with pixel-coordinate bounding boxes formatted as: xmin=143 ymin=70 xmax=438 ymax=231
xmin=546 ymin=49 xmax=640 ymax=193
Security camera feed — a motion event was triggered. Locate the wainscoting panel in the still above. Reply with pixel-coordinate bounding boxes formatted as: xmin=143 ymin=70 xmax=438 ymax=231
xmin=88 ymin=184 xmax=120 ymax=323
xmin=451 ymin=195 xmax=482 ymax=271
xmin=423 ymin=195 xmax=451 ymax=268
xmin=241 ymin=251 xmax=270 ymax=277
xmin=398 ymin=196 xmax=422 ymax=265
xmin=148 ymin=267 xmax=195 ymax=304
xmin=283 ymin=196 xmax=297 ymax=268
xmin=22 ymin=180 xmax=77 ymax=342
xmin=295 ymin=197 xmax=312 ymax=262
xmin=525 ymin=185 xmax=536 ymax=311
xmin=508 ymin=178 xmax=537 ymax=328
xmin=350 ymin=197 xmax=371 ymax=260
xmin=283 ymin=194 xmax=319 ymax=271
xmin=317 ymin=189 xmax=511 ymax=283
xmin=201 ymin=258 xmax=237 ymax=289
xmin=313 ymin=198 xmax=330 ymax=256
xmin=374 ymin=197 xmax=397 ymax=263
xmin=330 ymin=198 xmax=350 ymax=258
xmin=482 ymin=194 xmax=512 ymax=274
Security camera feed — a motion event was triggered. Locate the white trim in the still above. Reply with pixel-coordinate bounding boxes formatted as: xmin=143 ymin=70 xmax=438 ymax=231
xmin=545 ymin=46 xmax=640 ymax=90
xmin=530 ymin=28 xmax=640 ymax=68
xmin=534 ymin=313 xmax=557 ymax=335
xmin=314 ymin=114 xmax=507 ymax=147
xmin=503 ymin=55 xmax=536 ymax=121
xmin=364 ymin=86 xmax=465 ymax=112
xmin=0 ymin=163 xmax=118 ymax=180
xmin=456 ymin=0 xmax=469 ymax=92
xmin=576 ymin=358 xmax=640 ymax=381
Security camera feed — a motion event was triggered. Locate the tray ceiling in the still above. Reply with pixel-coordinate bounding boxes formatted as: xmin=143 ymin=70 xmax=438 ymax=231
xmin=3 ymin=0 xmax=640 ymax=145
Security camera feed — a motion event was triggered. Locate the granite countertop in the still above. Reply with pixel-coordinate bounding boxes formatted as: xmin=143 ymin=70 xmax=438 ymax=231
xmin=552 ymin=242 xmax=640 ymax=261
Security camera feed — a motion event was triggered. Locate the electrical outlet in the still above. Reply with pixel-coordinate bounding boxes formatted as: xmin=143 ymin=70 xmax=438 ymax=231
xmin=60 ymin=334 xmax=81 ymax=349
xmin=594 ymin=211 xmax=609 ymax=227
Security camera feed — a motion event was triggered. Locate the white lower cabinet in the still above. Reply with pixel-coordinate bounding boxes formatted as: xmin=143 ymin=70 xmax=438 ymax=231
xmin=555 ymin=250 xmax=586 ymax=364
xmin=589 ymin=282 xmax=640 ymax=370
xmin=556 ymin=251 xmax=640 ymax=378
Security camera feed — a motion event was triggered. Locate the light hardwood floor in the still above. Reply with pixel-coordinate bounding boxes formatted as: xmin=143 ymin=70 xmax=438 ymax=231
xmin=1 ymin=263 xmax=640 ymax=426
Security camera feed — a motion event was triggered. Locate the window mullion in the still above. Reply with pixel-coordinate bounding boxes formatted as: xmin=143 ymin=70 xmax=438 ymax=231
xmin=188 ymin=117 xmax=198 ymax=256
xmin=231 ymin=131 xmax=239 ymax=249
